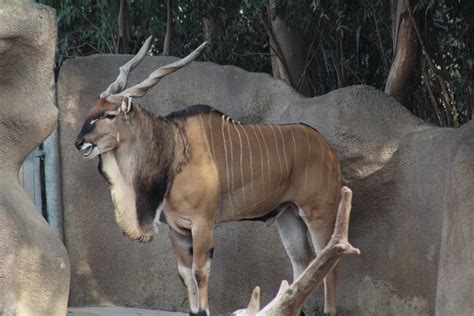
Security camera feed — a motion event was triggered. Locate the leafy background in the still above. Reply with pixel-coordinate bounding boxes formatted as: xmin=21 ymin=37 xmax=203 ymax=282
xmin=39 ymin=0 xmax=473 ymax=126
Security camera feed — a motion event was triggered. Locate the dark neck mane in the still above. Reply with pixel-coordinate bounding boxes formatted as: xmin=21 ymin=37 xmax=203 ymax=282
xmin=165 ymin=104 xmax=223 ymax=122
xmin=128 ymin=106 xmax=183 ymax=227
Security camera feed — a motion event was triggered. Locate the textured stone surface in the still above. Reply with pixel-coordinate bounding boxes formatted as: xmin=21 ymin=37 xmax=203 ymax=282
xmin=57 ymin=55 xmax=473 ymax=315
xmin=68 ymin=306 xmax=186 ymax=316
xmin=0 ymin=1 xmax=70 ymax=315
xmin=435 ymin=124 xmax=474 ymax=316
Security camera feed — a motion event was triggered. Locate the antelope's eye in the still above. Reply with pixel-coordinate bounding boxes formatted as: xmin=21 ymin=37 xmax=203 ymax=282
xmin=105 ymin=114 xmax=116 ymax=120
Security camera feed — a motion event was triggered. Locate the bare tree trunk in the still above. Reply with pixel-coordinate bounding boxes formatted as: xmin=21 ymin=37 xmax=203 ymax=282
xmin=270 ymin=42 xmax=283 ymax=80
xmin=271 ymin=15 xmax=312 ymax=96
xmin=263 ymin=2 xmax=291 ymax=85
xmin=262 ymin=1 xmax=312 ymax=96
xmin=163 ymin=0 xmax=172 ymax=55
xmin=390 ymin=0 xmax=398 ymax=50
xmin=203 ymin=14 xmax=226 ymax=63
xmin=385 ymin=0 xmax=417 ymax=103
xmin=117 ymin=0 xmax=130 ymax=54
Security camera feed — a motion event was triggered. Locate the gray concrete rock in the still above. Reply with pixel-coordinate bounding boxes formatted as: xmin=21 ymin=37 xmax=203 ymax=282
xmin=57 ymin=54 xmax=473 ymax=315
xmin=68 ymin=306 xmax=187 ymax=316
xmin=435 ymin=123 xmax=474 ymax=316
xmin=0 ymin=1 xmax=70 ymax=315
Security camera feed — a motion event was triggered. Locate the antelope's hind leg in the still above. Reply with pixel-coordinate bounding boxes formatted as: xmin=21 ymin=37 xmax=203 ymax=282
xmin=276 ymin=204 xmax=315 ymax=280
xmin=168 ymin=228 xmax=200 ymax=315
xmin=191 ymin=223 xmax=214 ymax=316
xmin=302 ymin=202 xmax=339 ymax=315
xmin=277 ymin=204 xmax=316 ymax=315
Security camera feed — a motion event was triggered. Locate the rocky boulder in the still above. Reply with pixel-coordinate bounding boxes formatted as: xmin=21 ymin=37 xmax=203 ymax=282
xmin=0 ymin=1 xmax=70 ymax=315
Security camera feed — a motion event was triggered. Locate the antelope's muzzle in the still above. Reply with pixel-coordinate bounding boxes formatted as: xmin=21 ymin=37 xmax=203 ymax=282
xmin=75 ymin=137 xmax=96 ymax=157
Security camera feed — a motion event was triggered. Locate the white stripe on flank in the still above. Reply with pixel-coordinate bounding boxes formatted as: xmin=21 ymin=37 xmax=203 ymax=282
xmin=311 ymin=132 xmax=326 ymax=204
xmin=256 ymin=125 xmax=271 ymax=192
xmin=269 ymin=125 xmax=283 ymax=182
xmin=198 ymin=114 xmax=211 ymax=154
xmin=323 ymin=149 xmax=333 ymax=201
xmin=315 ymin=133 xmax=324 ymax=195
xmin=221 ymin=115 xmax=234 ymax=210
xmin=241 ymin=124 xmax=255 ymax=194
xmin=208 ymin=113 xmax=216 ymax=159
xmin=251 ymin=125 xmax=265 ymax=196
xmin=226 ymin=117 xmax=235 ymax=199
xmin=277 ymin=125 xmax=289 ymax=174
xmin=233 ymin=121 xmax=247 ymax=206
xmin=246 ymin=126 xmax=271 ymax=212
xmin=291 ymin=128 xmax=297 ymax=171
xmin=303 ymin=126 xmax=311 ymax=194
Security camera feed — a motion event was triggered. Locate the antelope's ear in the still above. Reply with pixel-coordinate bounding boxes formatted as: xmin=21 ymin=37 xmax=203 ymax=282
xmin=120 ymin=95 xmax=133 ymax=114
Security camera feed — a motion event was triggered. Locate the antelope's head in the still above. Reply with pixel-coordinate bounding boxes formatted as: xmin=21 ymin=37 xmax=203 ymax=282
xmin=75 ymin=36 xmax=208 ymax=159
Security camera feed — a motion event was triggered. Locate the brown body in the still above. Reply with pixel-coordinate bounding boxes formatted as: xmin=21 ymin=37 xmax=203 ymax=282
xmin=168 ymin=112 xmax=341 ymax=225
xmin=75 ymin=37 xmax=343 ymax=315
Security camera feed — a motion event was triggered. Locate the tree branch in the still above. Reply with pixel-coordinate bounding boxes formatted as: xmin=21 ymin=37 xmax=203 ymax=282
xmin=233 ymin=187 xmax=360 ymax=316
xmin=163 ymin=0 xmax=172 ymax=55
xmin=118 ymin=0 xmax=130 ymax=54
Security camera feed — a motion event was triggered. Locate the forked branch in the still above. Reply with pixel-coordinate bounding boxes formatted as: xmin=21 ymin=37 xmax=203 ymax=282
xmin=233 ymin=186 xmax=360 ymax=316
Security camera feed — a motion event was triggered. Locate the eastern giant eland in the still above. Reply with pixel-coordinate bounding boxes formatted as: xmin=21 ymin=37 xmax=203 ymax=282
xmin=75 ymin=36 xmax=342 ymax=315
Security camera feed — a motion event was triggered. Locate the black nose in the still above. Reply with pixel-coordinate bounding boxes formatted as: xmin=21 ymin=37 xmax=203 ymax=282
xmin=75 ymin=138 xmax=84 ymax=150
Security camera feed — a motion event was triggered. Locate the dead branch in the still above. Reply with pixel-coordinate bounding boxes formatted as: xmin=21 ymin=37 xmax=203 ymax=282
xmin=163 ymin=0 xmax=172 ymax=55
xmin=384 ymin=0 xmax=417 ymax=103
xmin=233 ymin=186 xmax=360 ymax=316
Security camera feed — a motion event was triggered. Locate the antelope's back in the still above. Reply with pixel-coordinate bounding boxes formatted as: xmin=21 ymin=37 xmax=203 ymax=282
xmin=168 ymin=105 xmax=341 ymax=218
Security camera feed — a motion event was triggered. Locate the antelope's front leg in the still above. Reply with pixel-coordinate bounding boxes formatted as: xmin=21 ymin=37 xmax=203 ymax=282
xmin=168 ymin=227 xmax=200 ymax=314
xmin=191 ymin=224 xmax=214 ymax=316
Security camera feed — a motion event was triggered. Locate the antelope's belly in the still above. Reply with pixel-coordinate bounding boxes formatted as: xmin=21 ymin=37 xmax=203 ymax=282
xmin=217 ymin=181 xmax=290 ymax=222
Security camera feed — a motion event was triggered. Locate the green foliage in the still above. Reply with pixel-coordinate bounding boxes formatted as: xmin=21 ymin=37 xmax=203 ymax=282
xmin=39 ymin=0 xmax=271 ymax=73
xmin=428 ymin=0 xmax=473 ymax=124
xmin=271 ymin=0 xmax=393 ymax=93
xmin=38 ymin=0 xmax=472 ymax=125
xmin=38 ymin=0 xmax=121 ymax=66
xmin=272 ymin=0 xmax=472 ymax=124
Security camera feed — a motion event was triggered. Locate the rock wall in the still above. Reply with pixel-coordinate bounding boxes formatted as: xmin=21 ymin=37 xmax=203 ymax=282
xmin=0 ymin=1 xmax=70 ymax=315
xmin=435 ymin=125 xmax=474 ymax=316
xmin=57 ymin=55 xmax=473 ymax=315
